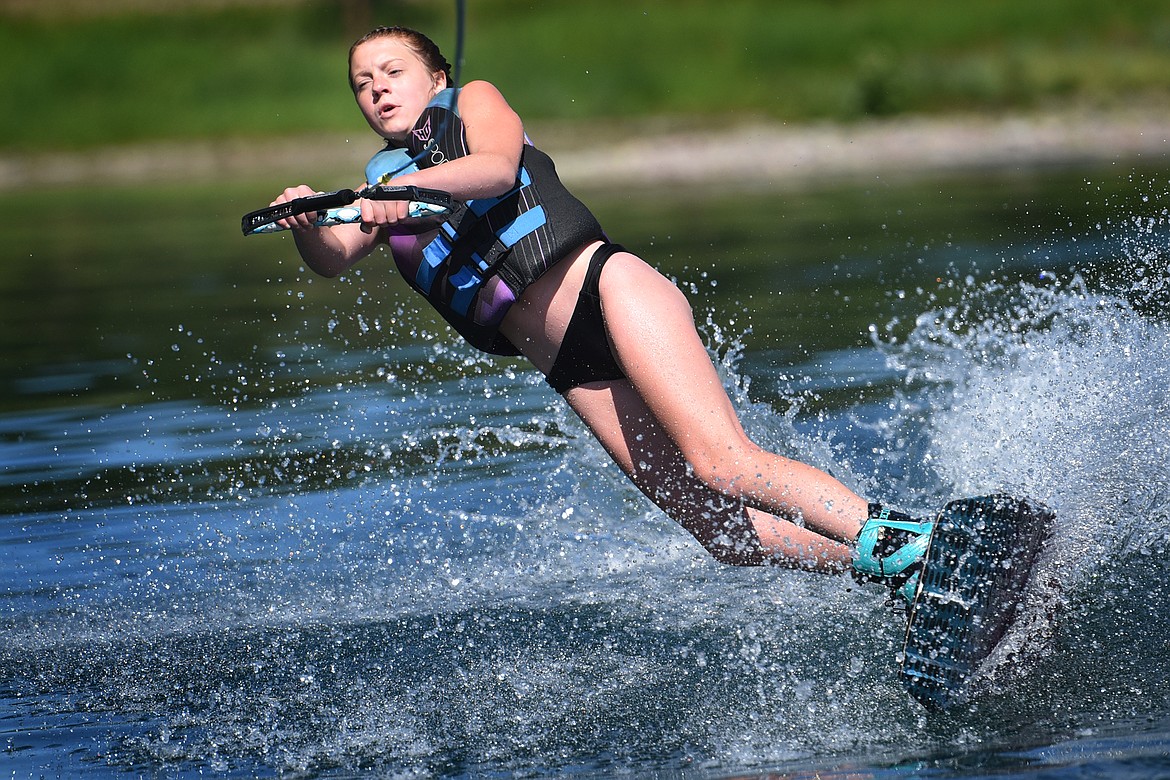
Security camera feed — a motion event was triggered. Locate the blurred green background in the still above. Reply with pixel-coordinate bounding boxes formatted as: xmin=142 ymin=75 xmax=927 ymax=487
xmin=4 ymin=0 xmax=1170 ymax=153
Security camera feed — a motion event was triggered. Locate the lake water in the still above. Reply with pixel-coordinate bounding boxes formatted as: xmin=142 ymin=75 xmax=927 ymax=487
xmin=3 ymin=163 xmax=1170 ymax=778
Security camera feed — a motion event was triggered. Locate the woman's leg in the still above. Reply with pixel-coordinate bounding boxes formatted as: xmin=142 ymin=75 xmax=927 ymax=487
xmin=595 ymin=249 xmax=869 ymax=543
xmin=564 ymin=380 xmax=853 ymax=571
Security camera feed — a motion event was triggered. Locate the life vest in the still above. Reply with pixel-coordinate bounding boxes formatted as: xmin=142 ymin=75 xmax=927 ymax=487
xmin=367 ymin=88 xmax=604 ymax=355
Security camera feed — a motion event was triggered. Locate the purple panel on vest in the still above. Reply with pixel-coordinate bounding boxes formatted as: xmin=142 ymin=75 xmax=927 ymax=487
xmin=388 ymin=234 xmax=422 ymax=279
xmin=475 ymin=276 xmax=517 ymax=327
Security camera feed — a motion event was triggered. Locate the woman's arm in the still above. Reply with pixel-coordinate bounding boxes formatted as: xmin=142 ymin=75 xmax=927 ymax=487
xmin=359 ymin=80 xmax=525 ymax=226
xmin=274 ymin=81 xmax=524 ymax=273
xmin=268 ymin=184 xmax=383 ymax=277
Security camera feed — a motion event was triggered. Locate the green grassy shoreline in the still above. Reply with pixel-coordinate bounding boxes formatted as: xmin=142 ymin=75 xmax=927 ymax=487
xmin=5 ymin=0 xmax=1170 ymax=154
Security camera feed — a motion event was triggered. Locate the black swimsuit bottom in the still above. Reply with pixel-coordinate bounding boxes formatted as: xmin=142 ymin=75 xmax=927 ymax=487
xmin=544 ymin=243 xmax=628 ymax=394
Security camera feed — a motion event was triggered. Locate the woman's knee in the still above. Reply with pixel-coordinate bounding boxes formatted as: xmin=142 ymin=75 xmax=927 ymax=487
xmin=691 ymin=519 xmax=769 ymax=565
xmin=669 ymin=497 xmax=767 ymax=566
xmin=701 ymin=534 xmax=766 ymax=566
xmin=681 ymin=436 xmax=767 ymax=497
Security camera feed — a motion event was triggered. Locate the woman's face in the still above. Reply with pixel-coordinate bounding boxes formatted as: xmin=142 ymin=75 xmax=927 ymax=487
xmin=350 ymin=36 xmax=446 ymax=143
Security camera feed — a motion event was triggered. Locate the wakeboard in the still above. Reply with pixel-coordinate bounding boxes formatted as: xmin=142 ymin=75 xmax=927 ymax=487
xmin=900 ymin=494 xmax=1054 ymax=710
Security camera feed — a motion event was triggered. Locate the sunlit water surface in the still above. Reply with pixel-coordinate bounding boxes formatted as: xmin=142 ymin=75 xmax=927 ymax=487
xmin=3 ymin=166 xmax=1170 ymax=778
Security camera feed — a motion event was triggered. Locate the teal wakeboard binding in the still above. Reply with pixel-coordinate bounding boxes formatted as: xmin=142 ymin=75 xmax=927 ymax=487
xmin=852 ymin=503 xmax=934 ymax=604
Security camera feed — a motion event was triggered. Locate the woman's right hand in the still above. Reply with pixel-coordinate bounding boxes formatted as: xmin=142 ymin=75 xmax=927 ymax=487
xmin=270 ymin=185 xmax=322 ymax=231
xmin=268 ymin=184 xmax=382 ymax=278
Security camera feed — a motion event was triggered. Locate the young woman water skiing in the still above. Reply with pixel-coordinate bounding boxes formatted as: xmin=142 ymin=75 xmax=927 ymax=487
xmin=265 ymin=26 xmax=930 ymax=598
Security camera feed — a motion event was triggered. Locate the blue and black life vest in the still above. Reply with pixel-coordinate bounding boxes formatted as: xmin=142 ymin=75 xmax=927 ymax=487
xmin=367 ymin=88 xmax=604 ymax=356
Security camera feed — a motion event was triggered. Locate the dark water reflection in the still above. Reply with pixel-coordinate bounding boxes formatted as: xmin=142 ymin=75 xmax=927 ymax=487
xmin=3 ymin=166 xmax=1157 ymax=412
